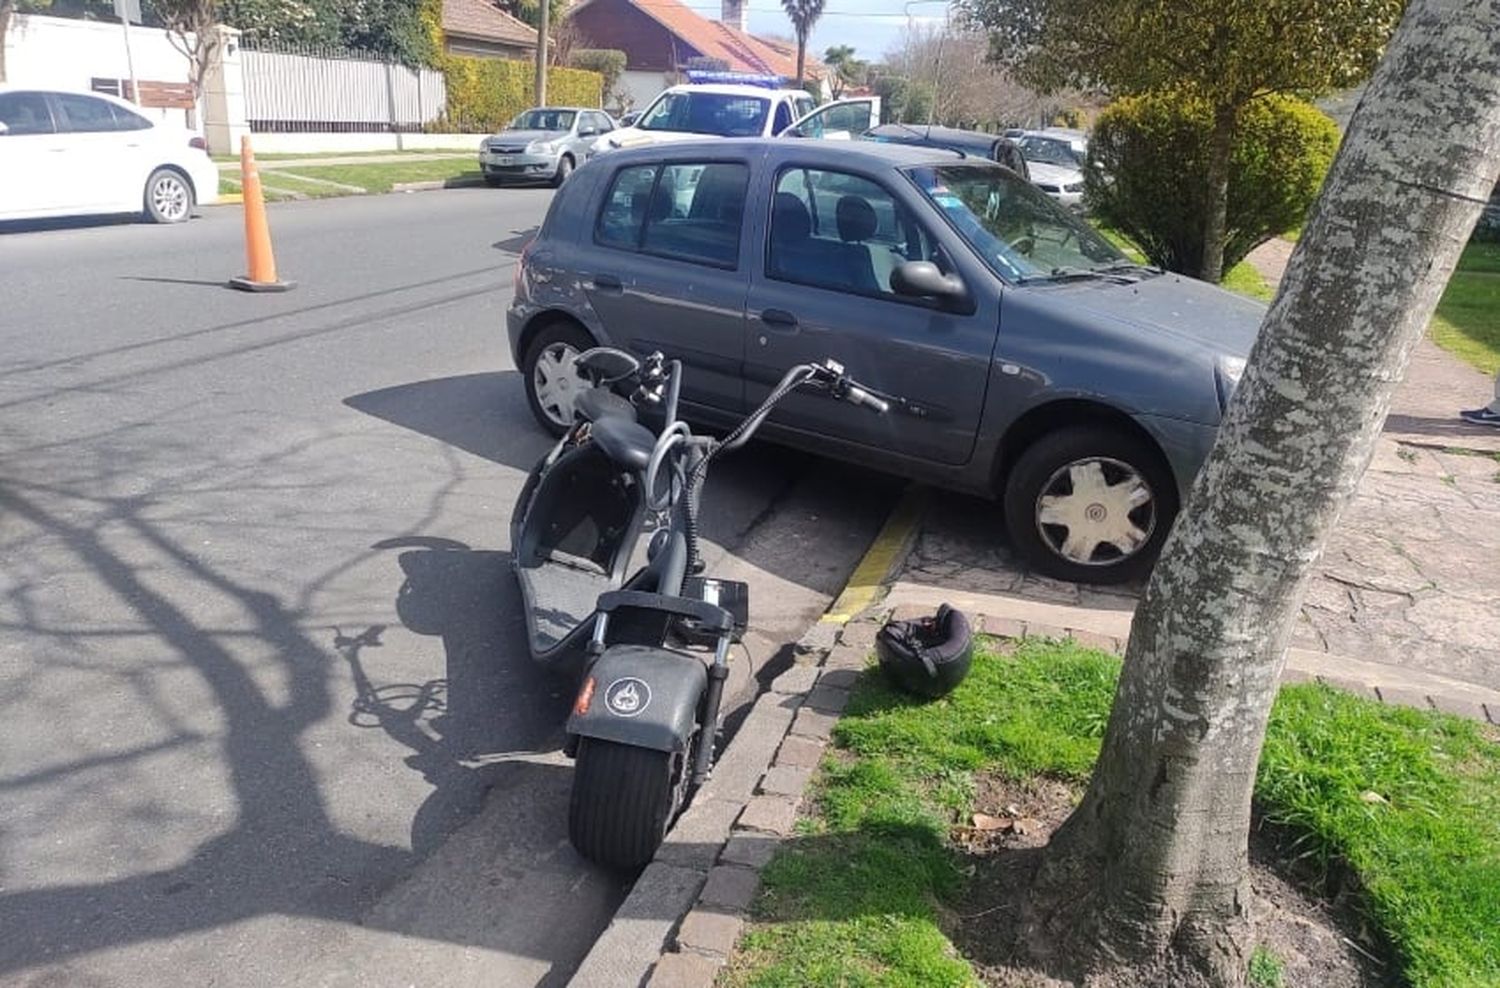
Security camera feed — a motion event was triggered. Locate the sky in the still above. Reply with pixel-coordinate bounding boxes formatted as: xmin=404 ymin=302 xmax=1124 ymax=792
xmin=677 ymin=1 xmax=952 ymax=65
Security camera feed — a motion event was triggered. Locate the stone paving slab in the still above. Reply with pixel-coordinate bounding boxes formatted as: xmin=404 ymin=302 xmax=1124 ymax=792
xmin=905 ymin=431 xmax=1500 ymax=693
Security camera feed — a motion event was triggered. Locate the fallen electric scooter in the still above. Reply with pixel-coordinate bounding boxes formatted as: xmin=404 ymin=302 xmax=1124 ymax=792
xmin=510 ymin=349 xmax=888 ymax=868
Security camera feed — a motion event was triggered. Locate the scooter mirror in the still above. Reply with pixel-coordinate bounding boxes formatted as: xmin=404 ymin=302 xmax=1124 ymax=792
xmin=576 ymin=347 xmax=641 ymax=385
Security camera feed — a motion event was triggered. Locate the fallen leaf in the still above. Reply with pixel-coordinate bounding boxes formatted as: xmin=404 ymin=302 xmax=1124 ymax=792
xmin=1012 ymin=817 xmax=1043 ymax=835
xmin=972 ymin=813 xmax=1013 ymax=832
xmin=1004 ymin=804 xmax=1021 ymax=817
xmin=1359 ymin=790 xmax=1388 ymax=805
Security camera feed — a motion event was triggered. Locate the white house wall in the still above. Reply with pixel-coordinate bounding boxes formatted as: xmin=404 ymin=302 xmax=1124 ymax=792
xmin=4 ymin=14 xmax=194 ymax=128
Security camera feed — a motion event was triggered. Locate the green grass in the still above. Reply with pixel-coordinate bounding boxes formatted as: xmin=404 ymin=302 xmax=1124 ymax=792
xmin=269 ymin=159 xmax=483 ymax=195
xmin=1429 ymin=242 xmax=1500 ymax=375
xmin=722 ymin=639 xmax=1116 ymax=988
xmin=1247 ymin=945 xmax=1285 ymax=988
xmin=1258 ymin=687 xmax=1500 ymax=986
xmin=211 ymin=148 xmax=476 ymax=163
xmin=726 ymin=638 xmax=1500 ymax=988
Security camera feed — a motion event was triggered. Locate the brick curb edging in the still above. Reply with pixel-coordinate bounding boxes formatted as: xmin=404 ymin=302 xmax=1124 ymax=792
xmin=565 ymin=617 xmax=883 ymax=988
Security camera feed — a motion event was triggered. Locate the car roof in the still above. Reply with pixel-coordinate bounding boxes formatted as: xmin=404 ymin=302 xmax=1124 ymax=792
xmin=523 ymin=106 xmax=595 ymax=113
xmin=657 ymin=83 xmax=805 ymax=99
xmin=866 ymin=124 xmax=1002 ymax=151
xmin=600 ymin=137 xmax=978 ymax=170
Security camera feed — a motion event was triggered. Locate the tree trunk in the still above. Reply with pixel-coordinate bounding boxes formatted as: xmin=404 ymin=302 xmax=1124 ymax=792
xmin=1021 ymin=0 xmax=1500 ymax=984
xmin=1200 ymin=104 xmax=1236 ymax=282
xmin=795 ymin=32 xmax=806 ymax=85
xmin=0 ymin=0 xmax=13 ymax=84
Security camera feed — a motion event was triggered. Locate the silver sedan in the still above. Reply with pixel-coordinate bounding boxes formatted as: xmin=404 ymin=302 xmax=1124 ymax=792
xmin=479 ymin=107 xmax=615 ymax=187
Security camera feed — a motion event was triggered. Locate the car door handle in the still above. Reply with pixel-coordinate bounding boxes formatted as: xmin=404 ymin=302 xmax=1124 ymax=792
xmin=760 ymin=308 xmax=799 ymax=331
xmin=592 ymin=274 xmax=623 ymax=292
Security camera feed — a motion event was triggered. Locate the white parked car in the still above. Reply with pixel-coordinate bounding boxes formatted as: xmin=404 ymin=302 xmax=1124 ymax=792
xmin=1017 ymin=131 xmax=1088 ymax=209
xmin=0 ymin=86 xmax=219 ymax=224
xmin=588 ymin=83 xmax=818 ymax=157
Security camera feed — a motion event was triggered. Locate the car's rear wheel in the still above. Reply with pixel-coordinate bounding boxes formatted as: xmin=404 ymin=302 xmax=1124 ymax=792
xmin=484 ymin=174 xmax=504 ymax=188
xmin=522 ymin=321 xmax=594 ymax=436
xmin=1002 ymin=425 xmax=1178 ymax=585
xmin=144 ymin=168 xmax=193 ymax=224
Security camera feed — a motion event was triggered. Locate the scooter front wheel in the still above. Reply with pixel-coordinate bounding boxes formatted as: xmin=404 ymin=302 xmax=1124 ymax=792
xmin=569 ymin=737 xmax=689 ymax=871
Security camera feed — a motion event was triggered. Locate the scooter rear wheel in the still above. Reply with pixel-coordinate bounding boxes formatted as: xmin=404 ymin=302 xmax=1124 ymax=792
xmin=569 ymin=738 xmax=688 ymax=870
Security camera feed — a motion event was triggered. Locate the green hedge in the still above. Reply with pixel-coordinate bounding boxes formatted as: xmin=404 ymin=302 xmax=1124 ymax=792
xmin=1085 ymin=92 xmax=1339 ymax=277
xmin=417 ymin=0 xmax=602 ymax=132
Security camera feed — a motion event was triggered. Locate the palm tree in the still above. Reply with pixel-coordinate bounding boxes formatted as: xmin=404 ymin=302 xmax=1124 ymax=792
xmin=781 ymin=0 xmax=826 ymax=85
xmin=823 ymin=43 xmax=859 ymax=97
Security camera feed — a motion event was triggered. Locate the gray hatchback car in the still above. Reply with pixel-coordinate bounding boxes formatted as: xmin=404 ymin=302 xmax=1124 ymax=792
xmin=507 ymin=140 xmax=1265 ymax=583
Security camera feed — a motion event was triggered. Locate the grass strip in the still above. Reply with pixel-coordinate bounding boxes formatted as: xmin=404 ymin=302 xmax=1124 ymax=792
xmin=725 ymin=637 xmax=1500 ymax=988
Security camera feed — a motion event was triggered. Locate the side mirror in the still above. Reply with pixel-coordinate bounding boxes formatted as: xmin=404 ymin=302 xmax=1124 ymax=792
xmin=891 ymin=261 xmax=967 ymax=306
xmin=578 ymin=126 xmax=597 ymax=137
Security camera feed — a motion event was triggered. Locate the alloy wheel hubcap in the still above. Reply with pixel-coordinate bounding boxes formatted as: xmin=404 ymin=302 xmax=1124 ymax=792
xmin=1035 ymin=457 xmax=1156 ymax=566
xmin=153 ymin=176 xmax=189 ymax=220
xmin=533 ymin=343 xmax=584 ymax=426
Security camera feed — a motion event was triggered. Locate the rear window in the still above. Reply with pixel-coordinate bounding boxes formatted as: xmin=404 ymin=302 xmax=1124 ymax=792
xmin=0 ymin=92 xmax=55 ymax=135
xmin=595 ymin=161 xmax=749 ymax=268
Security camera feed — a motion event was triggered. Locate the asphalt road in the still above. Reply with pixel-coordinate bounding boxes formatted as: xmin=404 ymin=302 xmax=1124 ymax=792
xmin=0 ymin=191 xmax=898 ymax=986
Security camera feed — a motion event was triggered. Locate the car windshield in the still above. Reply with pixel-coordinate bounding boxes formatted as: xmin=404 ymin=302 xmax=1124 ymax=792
xmin=637 ymin=91 xmax=770 ymax=137
xmin=510 ymin=109 xmax=575 ymax=131
xmin=907 ymin=163 xmax=1127 ymax=282
xmin=1018 ymin=136 xmax=1082 ymax=167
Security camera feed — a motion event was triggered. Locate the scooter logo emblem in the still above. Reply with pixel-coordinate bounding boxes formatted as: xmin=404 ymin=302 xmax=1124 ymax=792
xmin=605 ymin=677 xmax=651 ymax=717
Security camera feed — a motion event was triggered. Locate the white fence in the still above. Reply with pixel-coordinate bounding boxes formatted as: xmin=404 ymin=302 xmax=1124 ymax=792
xmin=242 ymin=44 xmax=446 ymax=133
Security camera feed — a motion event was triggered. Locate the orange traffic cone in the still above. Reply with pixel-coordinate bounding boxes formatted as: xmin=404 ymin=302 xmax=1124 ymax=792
xmin=228 ymin=135 xmax=294 ymax=292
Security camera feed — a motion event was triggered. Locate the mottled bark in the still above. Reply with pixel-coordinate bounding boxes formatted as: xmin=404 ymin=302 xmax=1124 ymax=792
xmin=1023 ymin=0 xmax=1500 ymax=983
xmin=1200 ymin=105 xmax=1237 ymax=282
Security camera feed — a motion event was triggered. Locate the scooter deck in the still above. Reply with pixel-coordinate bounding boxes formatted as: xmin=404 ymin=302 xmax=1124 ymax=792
xmin=518 ymin=556 xmax=612 ymax=654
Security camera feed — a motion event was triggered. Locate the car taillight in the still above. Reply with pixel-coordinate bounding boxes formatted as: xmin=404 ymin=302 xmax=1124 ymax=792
xmin=189 ymin=136 xmax=207 ymax=151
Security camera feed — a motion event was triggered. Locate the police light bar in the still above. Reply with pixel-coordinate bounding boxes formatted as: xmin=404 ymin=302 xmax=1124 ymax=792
xmin=683 ymin=70 xmax=787 ymax=88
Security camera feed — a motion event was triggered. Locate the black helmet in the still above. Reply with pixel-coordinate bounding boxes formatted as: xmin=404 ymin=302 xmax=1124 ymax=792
xmin=875 ymin=604 xmax=974 ymax=699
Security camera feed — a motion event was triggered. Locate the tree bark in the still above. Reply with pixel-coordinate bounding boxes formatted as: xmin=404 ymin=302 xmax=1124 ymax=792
xmin=1022 ymin=0 xmax=1500 ymax=983
xmin=795 ymin=34 xmax=806 ymax=85
xmin=0 ymin=0 xmax=13 ymax=84
xmin=1200 ymin=104 xmax=1236 ymax=282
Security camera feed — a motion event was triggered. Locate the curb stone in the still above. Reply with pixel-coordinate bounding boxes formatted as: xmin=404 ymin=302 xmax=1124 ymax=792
xmin=565 ymin=488 xmax=928 ymax=988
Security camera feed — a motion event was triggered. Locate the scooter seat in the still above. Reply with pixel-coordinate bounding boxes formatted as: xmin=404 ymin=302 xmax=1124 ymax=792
xmin=576 ymin=387 xmax=636 ymax=423
xmin=590 ymin=415 xmax=656 ymax=473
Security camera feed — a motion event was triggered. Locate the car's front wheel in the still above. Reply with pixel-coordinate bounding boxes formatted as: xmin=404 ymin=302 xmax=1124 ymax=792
xmin=143 ymin=168 xmax=193 ymax=224
xmin=552 ymin=154 xmax=575 ymax=188
xmin=1003 ymin=425 xmax=1178 ymax=585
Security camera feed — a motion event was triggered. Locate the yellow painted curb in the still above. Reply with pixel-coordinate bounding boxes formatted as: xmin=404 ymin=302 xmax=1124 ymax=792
xmin=215 ymin=193 xmax=244 ymax=205
xmin=820 ymin=486 xmax=928 ymax=624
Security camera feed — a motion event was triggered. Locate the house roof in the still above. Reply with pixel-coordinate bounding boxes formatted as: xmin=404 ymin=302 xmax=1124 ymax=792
xmin=443 ymin=0 xmax=539 ymax=47
xmin=614 ymin=0 xmax=823 ymax=80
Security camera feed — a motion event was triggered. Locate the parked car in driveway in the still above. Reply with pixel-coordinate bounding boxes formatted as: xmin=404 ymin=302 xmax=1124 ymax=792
xmin=1017 ymin=130 xmax=1087 ymax=208
xmin=508 ymin=140 xmax=1263 ymax=583
xmin=480 ymin=107 xmax=615 ymax=187
xmin=0 ymin=86 xmax=218 ymax=224
xmin=862 ymin=123 xmax=1030 ymax=180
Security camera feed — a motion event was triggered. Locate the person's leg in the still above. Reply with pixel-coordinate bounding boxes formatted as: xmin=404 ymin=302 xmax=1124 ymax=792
xmin=1459 ymin=369 xmax=1500 ymax=425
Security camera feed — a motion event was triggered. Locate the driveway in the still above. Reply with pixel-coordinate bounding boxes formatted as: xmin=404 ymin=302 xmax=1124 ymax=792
xmin=0 ymin=191 xmax=898 ymax=986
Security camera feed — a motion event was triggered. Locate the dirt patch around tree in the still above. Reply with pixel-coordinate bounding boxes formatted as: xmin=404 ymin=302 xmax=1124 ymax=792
xmin=942 ymin=773 xmax=1398 ymax=988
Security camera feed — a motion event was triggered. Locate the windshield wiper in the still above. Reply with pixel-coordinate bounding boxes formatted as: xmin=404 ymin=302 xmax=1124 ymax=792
xmin=1093 ymin=260 xmax=1162 ymax=276
xmin=1017 ymin=266 xmax=1113 ymax=284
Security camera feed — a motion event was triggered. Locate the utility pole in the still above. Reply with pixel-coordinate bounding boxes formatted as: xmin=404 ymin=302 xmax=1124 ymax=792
xmin=533 ymin=0 xmax=549 ymax=107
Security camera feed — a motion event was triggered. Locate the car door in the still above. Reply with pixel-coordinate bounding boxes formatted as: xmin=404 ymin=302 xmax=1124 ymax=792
xmin=579 ymin=156 xmax=753 ymax=414
xmin=50 ymin=92 xmax=139 ymax=212
xmin=780 ymin=98 xmax=879 ymax=140
xmin=0 ymin=91 xmax=62 ymax=217
xmin=742 ymin=161 xmax=999 ymax=466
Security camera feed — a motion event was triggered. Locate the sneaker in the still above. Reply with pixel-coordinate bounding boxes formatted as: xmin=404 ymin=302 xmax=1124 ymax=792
xmin=1459 ymin=407 xmax=1500 ymax=427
